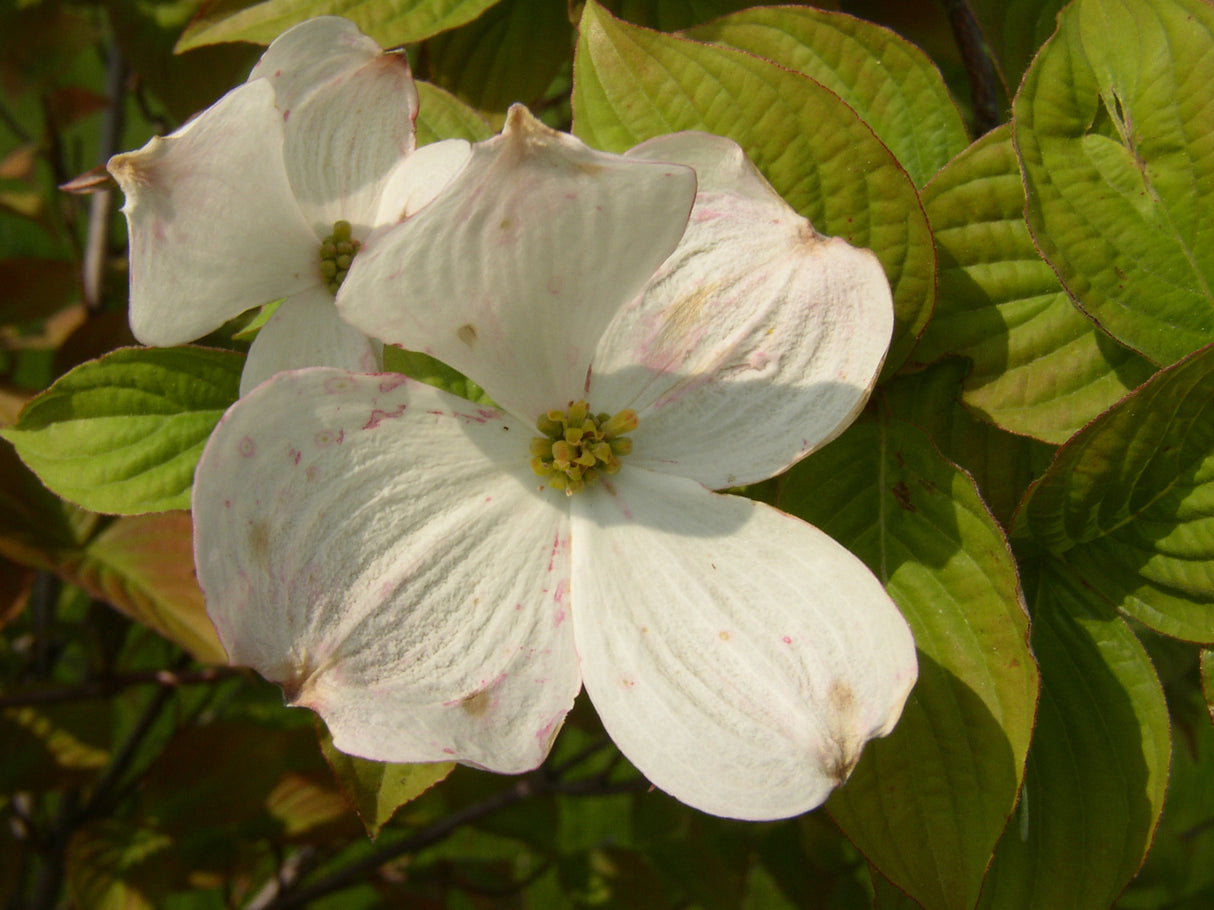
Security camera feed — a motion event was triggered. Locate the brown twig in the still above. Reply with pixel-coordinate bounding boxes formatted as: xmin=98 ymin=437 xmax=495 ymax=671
xmin=255 ymin=769 xmax=647 ymax=909
xmin=942 ymin=0 xmax=1002 ymax=135
xmin=0 ymin=665 xmax=242 ymax=708
xmin=82 ymin=41 xmax=127 ymax=312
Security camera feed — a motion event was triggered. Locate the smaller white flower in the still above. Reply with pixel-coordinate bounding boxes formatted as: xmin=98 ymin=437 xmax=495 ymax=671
xmin=107 ymin=16 xmax=470 ymax=395
xmin=194 ymin=107 xmax=917 ymax=820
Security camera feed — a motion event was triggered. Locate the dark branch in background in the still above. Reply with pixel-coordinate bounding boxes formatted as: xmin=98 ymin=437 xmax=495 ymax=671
xmin=253 ymin=759 xmax=649 ymax=909
xmin=942 ymin=0 xmax=1002 ymax=136
xmin=19 ymin=655 xmax=192 ymax=910
xmin=83 ymin=40 xmax=128 ymax=313
xmin=26 ymin=573 xmax=62 ymax=680
xmin=80 ymin=653 xmax=192 ymax=820
xmin=0 ymin=665 xmax=243 ymax=708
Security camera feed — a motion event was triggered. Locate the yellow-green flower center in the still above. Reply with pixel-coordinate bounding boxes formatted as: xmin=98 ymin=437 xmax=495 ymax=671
xmin=530 ymin=400 xmax=637 ymax=495
xmin=318 ymin=220 xmax=361 ymax=294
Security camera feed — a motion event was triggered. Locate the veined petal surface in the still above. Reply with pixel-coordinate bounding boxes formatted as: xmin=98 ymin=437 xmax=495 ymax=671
xmin=591 ymin=133 xmax=893 ymax=489
xmin=239 ymin=288 xmax=382 ymax=397
xmin=338 ymin=105 xmax=697 ymax=423
xmin=108 ymin=79 xmax=318 ymax=346
xmin=570 ymin=468 xmax=917 ymax=820
xmin=248 ymin=16 xmax=384 ymax=115
xmin=281 ymin=48 xmax=419 ymax=235
xmin=373 ymin=138 xmax=473 ymax=225
xmin=194 ymin=371 xmax=580 ymax=772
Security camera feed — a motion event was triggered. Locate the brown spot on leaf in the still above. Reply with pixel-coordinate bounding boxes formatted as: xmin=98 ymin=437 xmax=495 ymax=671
xmin=892 ymin=481 xmax=915 ymax=512
xmin=457 ymin=323 xmax=477 ymax=347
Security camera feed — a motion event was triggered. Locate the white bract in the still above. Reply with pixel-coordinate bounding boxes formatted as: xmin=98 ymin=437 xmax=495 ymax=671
xmin=194 ymin=106 xmax=918 ymax=820
xmin=107 ymin=16 xmax=470 ymax=395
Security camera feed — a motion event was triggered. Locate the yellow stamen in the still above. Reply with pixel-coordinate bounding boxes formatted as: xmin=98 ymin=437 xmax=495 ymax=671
xmin=529 ymin=400 xmax=639 ymax=496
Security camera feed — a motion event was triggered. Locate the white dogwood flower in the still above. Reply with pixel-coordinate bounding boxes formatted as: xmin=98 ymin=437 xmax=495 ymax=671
xmin=107 ymin=16 xmax=470 ymax=395
xmin=193 ymin=107 xmax=916 ymax=820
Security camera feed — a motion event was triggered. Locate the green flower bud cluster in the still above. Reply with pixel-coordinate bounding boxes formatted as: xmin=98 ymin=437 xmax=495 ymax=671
xmin=318 ymin=220 xmax=361 ymax=294
xmin=530 ymin=400 xmax=637 ymax=495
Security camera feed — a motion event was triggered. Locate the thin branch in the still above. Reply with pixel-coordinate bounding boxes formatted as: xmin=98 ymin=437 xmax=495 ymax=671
xmin=941 ymin=0 xmax=1002 ymax=135
xmin=80 ymin=654 xmax=192 ymax=819
xmin=255 ymin=772 xmax=647 ymax=910
xmin=28 ymin=789 xmax=80 ymax=910
xmin=82 ymin=41 xmax=127 ymax=312
xmin=0 ymin=666 xmax=242 ymax=708
xmin=243 ymin=847 xmax=320 ymax=910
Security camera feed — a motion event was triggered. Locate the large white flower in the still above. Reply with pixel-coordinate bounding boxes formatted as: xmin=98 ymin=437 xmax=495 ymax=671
xmin=193 ymin=107 xmax=917 ymax=820
xmin=107 ymin=16 xmax=470 ymax=395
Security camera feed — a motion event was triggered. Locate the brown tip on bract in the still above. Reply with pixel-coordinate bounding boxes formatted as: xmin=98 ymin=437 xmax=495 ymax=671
xmin=501 ymin=103 xmax=567 ymax=158
xmin=62 ymin=163 xmax=119 ymax=195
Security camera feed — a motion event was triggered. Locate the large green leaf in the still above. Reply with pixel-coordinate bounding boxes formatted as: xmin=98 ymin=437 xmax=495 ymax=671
xmin=319 ymin=724 xmax=454 ymax=839
xmin=977 ymin=560 xmax=1170 ymax=909
xmin=779 ymin=415 xmax=1037 ymax=910
xmin=606 ymin=0 xmax=760 ymax=32
xmin=573 ymin=0 xmax=934 ymax=378
xmin=415 ymin=80 xmax=493 ymax=146
xmin=423 ymin=0 xmax=572 ymax=115
xmin=1118 ymin=672 xmax=1214 ymax=909
xmin=1 ymin=347 xmax=243 ymax=515
xmin=1016 ymin=342 xmax=1214 ymax=641
xmin=1204 ymin=647 xmax=1214 ymax=722
xmin=176 ymin=0 xmax=504 ymax=52
xmin=880 ymin=359 xmax=1056 ymax=529
xmin=1014 ymin=0 xmax=1214 ymax=366
xmin=915 ymin=124 xmax=1154 ymax=443
xmin=969 ymin=0 xmax=1066 ymax=96
xmin=686 ymin=6 xmax=968 ymax=187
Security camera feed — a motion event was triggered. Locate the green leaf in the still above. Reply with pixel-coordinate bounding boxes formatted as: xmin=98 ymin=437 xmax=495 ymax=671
xmin=1 ymin=346 xmax=243 ymax=515
xmin=573 ymin=0 xmax=935 ymax=379
xmin=915 ymin=124 xmax=1155 ymax=443
xmin=685 ymin=6 xmax=968 ymax=187
xmin=605 ymin=0 xmax=758 ymax=32
xmin=176 ymin=0 xmax=504 ymax=52
xmin=779 ymin=415 xmax=1037 ymax=910
xmin=879 ymin=359 xmax=1056 ymax=529
xmin=415 ymin=80 xmax=494 ymax=146
xmin=1119 ymin=677 xmax=1214 ymax=909
xmin=1014 ymin=0 xmax=1214 ymax=366
xmin=1204 ymin=648 xmax=1214 ymax=722
xmin=423 ymin=0 xmax=573 ymax=115
xmin=977 ymin=559 xmax=1170 ymax=910
xmin=382 ymin=347 xmax=490 ymax=403
xmin=58 ymin=511 xmax=226 ymax=663
xmin=319 ymin=724 xmax=454 ymax=839
xmin=1016 ymin=342 xmax=1214 ymax=641
xmin=969 ymin=0 xmax=1066 ymax=96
